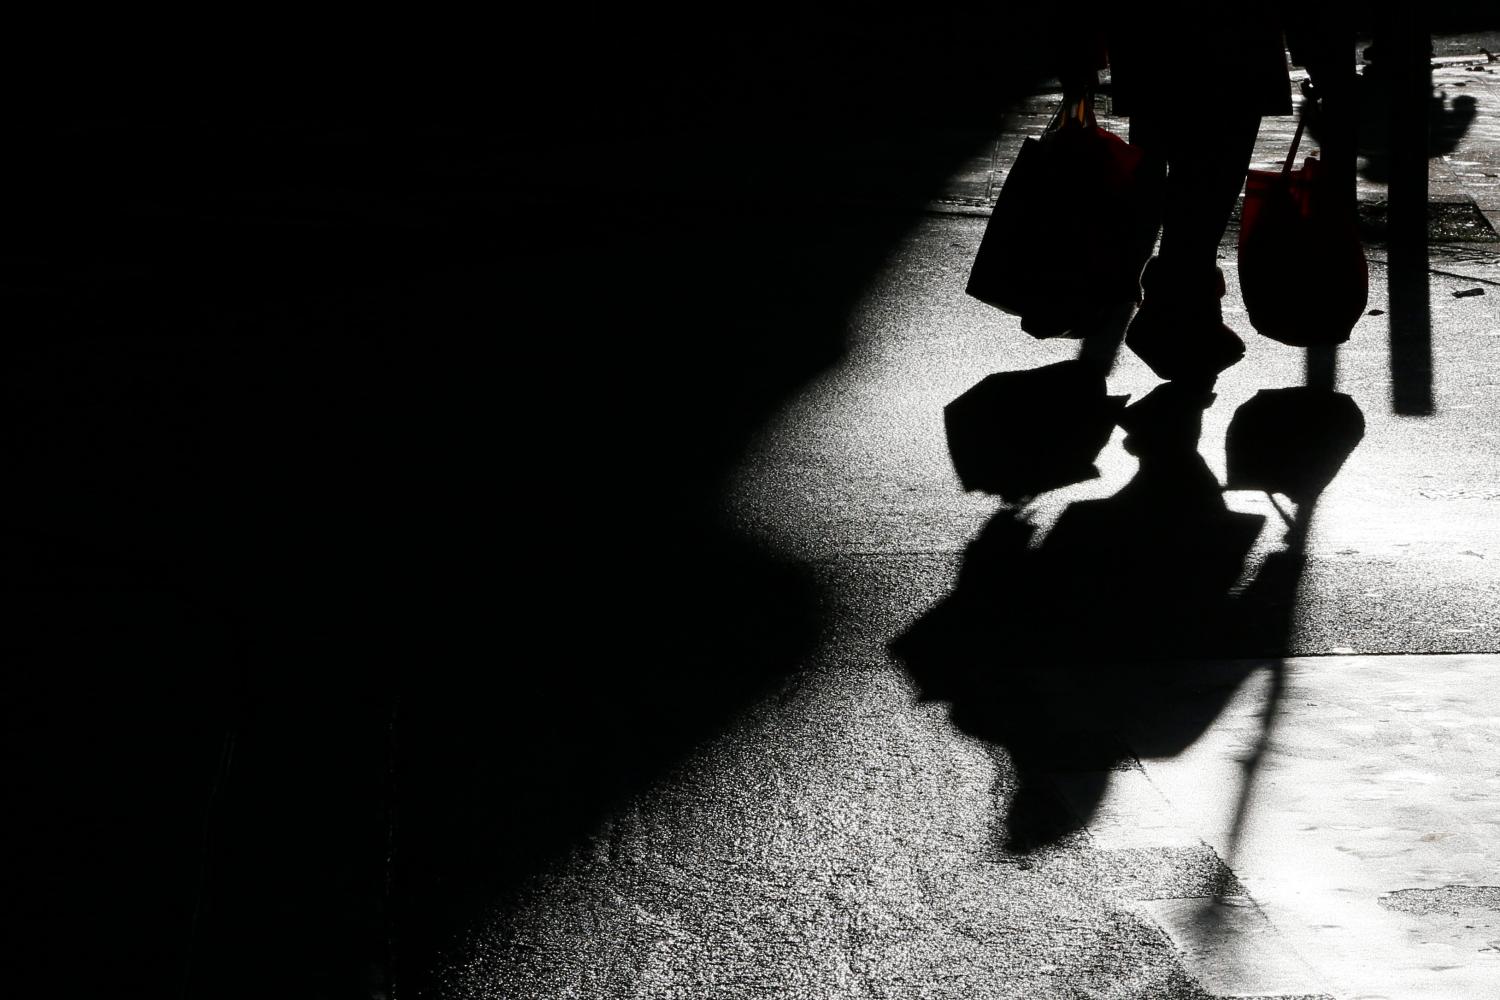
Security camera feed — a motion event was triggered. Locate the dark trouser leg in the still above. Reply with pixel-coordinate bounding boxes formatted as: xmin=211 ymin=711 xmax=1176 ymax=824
xmin=1123 ymin=110 xmax=1261 ymax=381
xmin=1131 ymin=111 xmax=1262 ymax=271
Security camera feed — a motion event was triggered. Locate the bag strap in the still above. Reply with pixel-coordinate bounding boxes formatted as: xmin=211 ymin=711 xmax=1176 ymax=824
xmin=1046 ymin=90 xmax=1097 ymax=134
xmin=1282 ymin=115 xmax=1306 ymax=174
xmin=1283 ymin=78 xmax=1320 ymax=174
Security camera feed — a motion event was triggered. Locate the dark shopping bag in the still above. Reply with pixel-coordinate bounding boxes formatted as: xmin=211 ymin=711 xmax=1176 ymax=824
xmin=966 ymin=96 xmax=1164 ymax=338
xmin=1238 ymin=118 xmax=1368 ymax=346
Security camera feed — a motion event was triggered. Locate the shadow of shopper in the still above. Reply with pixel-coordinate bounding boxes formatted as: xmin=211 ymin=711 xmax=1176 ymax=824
xmin=892 ymin=375 xmax=1365 ymax=855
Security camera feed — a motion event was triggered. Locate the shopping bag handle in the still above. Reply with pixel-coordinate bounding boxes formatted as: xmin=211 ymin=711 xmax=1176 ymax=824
xmin=1282 ymin=115 xmax=1306 ymax=174
xmin=1282 ymin=79 xmax=1319 ymax=174
xmin=1047 ymin=90 xmax=1097 ymax=133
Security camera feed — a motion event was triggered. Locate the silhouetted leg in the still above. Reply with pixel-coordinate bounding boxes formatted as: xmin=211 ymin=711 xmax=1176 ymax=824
xmin=1132 ymin=112 xmax=1261 ymax=270
xmin=1123 ymin=112 xmax=1260 ymax=381
xmin=1074 ymin=301 xmax=1132 ymax=375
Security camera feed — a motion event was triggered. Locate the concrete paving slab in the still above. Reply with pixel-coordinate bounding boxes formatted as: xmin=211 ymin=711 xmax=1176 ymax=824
xmin=1129 ymin=654 xmax=1500 ymax=1000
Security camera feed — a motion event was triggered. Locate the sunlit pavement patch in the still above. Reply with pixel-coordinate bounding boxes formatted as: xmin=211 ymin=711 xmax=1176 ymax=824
xmin=1127 ymin=656 xmax=1500 ymax=999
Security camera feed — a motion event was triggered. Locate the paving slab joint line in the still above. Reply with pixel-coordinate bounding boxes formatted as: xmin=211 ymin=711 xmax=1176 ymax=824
xmin=1104 ymin=733 xmax=1334 ymax=996
xmin=1284 ymin=648 xmax=1500 ymax=660
xmin=1141 ymin=891 xmax=1336 ymax=1000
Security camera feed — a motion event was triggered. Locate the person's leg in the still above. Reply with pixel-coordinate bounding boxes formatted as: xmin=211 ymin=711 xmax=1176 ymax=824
xmin=1125 ymin=110 xmax=1261 ymax=382
xmin=1067 ymin=113 xmax=1167 ymax=371
xmin=1157 ymin=111 xmax=1262 ymax=268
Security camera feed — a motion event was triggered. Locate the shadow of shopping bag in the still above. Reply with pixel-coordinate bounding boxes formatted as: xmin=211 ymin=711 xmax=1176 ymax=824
xmin=1239 ymin=119 xmax=1368 ymax=346
xmin=966 ymin=98 xmax=1163 ymax=339
xmin=944 ymin=359 xmax=1128 ymax=502
xmin=1226 ymin=386 xmax=1365 ymax=504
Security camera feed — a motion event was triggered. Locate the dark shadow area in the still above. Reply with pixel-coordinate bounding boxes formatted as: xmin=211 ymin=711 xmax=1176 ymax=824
xmin=1381 ymin=15 xmax=1441 ymax=416
xmin=1387 ymin=231 xmax=1436 ymax=421
xmin=0 ymin=12 xmax=1088 ymax=998
xmin=1307 ymin=342 xmax=1339 ymax=390
xmin=892 ymin=372 xmax=1364 ymax=855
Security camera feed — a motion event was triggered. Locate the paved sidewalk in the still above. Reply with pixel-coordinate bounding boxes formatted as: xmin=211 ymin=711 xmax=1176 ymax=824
xmin=435 ymin=647 xmax=1500 ymax=1000
xmin=290 ymin=41 xmax=1500 ymax=995
xmin=436 ymin=171 xmax=1500 ymax=997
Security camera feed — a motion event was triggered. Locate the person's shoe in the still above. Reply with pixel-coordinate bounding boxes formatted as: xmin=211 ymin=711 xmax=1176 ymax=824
xmin=1125 ymin=259 xmax=1245 ymax=382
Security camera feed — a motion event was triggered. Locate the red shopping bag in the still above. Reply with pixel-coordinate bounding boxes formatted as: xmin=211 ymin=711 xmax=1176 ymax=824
xmin=1238 ymin=119 xmax=1367 ymax=346
xmin=966 ymin=96 xmax=1164 ymax=338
